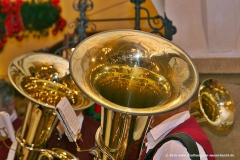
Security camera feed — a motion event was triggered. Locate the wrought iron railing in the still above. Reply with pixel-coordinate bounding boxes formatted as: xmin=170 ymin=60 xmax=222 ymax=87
xmin=54 ymin=0 xmax=176 ymax=55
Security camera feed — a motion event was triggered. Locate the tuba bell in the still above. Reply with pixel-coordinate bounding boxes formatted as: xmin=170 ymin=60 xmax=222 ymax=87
xmin=8 ymin=53 xmax=94 ymax=160
xmin=190 ymin=78 xmax=235 ymax=130
xmin=69 ymin=29 xmax=199 ymax=160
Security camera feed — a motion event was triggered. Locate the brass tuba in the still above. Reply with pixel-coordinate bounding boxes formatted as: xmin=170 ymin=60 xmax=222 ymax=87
xmin=8 ymin=53 xmax=93 ymax=160
xmin=190 ymin=78 xmax=235 ymax=130
xmin=69 ymin=30 xmax=199 ymax=160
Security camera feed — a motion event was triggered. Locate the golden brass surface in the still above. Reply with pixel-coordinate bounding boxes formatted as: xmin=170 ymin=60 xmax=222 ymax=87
xmin=70 ymin=30 xmax=199 ymax=160
xmin=8 ymin=53 xmax=93 ymax=160
xmin=190 ymin=79 xmax=235 ymax=130
xmin=9 ymin=53 xmax=92 ymax=110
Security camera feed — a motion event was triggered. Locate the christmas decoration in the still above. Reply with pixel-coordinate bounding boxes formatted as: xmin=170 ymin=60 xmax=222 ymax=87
xmin=0 ymin=0 xmax=66 ymax=51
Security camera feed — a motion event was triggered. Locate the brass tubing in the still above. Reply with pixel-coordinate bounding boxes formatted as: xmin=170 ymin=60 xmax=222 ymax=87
xmin=190 ymin=100 xmax=207 ymax=123
xmin=70 ymin=30 xmax=199 ymax=159
xmin=190 ymin=79 xmax=235 ymax=130
xmin=8 ymin=53 xmax=94 ymax=159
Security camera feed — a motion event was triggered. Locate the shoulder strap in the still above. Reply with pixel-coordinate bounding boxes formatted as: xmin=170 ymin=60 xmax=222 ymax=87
xmin=144 ymin=132 xmax=200 ymax=160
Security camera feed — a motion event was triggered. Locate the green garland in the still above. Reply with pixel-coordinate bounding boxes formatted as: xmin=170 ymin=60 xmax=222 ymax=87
xmin=21 ymin=2 xmax=60 ymax=32
xmin=0 ymin=0 xmax=66 ymax=50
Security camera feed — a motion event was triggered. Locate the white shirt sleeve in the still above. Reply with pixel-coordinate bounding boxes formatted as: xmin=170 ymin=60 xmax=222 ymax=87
xmin=153 ymin=140 xmax=208 ymax=160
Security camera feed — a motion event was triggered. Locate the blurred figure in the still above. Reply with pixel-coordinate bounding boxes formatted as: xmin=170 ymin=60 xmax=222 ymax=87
xmin=0 ymin=79 xmax=22 ymax=159
xmin=48 ymin=108 xmax=100 ymax=160
xmin=142 ymin=102 xmax=215 ymax=160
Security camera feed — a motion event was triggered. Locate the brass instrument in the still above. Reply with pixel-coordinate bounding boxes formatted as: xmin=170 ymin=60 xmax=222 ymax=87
xmin=190 ymin=78 xmax=235 ymax=130
xmin=69 ymin=30 xmax=199 ymax=160
xmin=8 ymin=53 xmax=94 ymax=160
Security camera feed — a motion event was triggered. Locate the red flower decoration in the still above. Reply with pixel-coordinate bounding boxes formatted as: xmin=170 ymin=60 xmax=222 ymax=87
xmin=1 ymin=0 xmax=24 ymax=37
xmin=51 ymin=0 xmax=59 ymax=7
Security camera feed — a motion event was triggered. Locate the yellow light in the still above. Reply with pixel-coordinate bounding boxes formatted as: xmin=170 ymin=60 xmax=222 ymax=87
xmin=71 ymin=48 xmax=75 ymax=52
